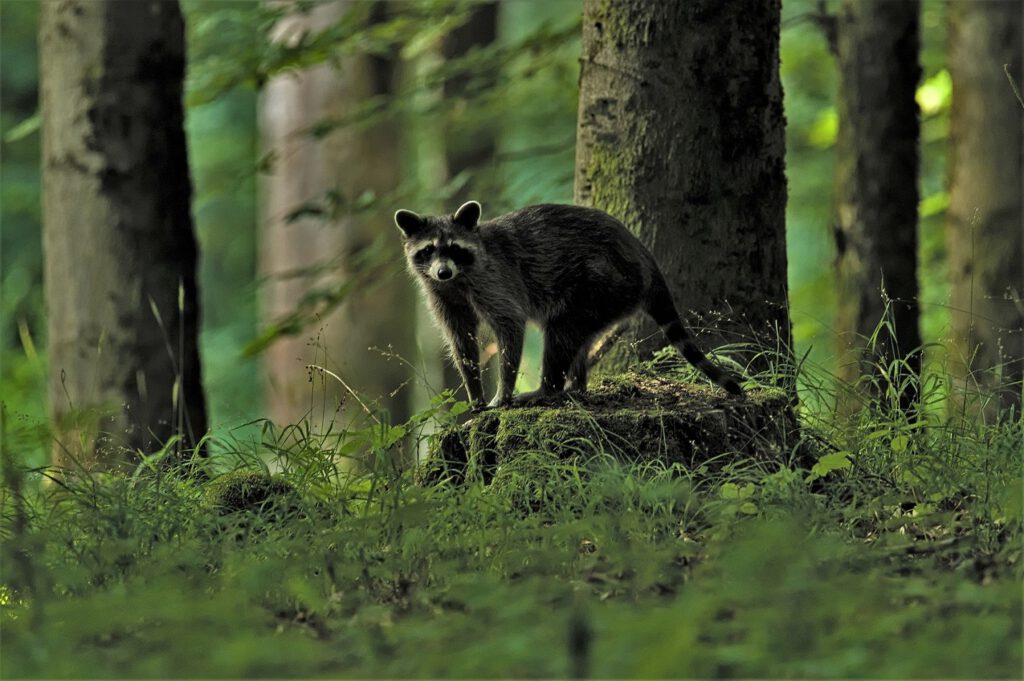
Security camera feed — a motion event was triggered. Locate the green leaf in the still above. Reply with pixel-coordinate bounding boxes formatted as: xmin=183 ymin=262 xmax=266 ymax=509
xmin=379 ymin=425 xmax=406 ymax=448
xmin=338 ymin=439 xmax=365 ymax=456
xmin=808 ymin=451 xmax=852 ymax=481
xmin=891 ymin=434 xmax=909 ymax=454
xmin=3 ymin=113 xmax=39 ymax=143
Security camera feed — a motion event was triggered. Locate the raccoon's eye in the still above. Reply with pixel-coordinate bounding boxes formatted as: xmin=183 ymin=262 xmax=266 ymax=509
xmin=413 ymin=245 xmax=435 ymax=264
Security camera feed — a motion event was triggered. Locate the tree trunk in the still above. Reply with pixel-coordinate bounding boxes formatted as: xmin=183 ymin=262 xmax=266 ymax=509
xmin=833 ymin=0 xmax=922 ymax=415
xmin=574 ymin=0 xmax=790 ymax=379
xmin=40 ymin=0 xmax=207 ymax=470
xmin=441 ymin=2 xmax=499 ymax=197
xmin=261 ymin=2 xmax=415 ymax=447
xmin=946 ymin=0 xmax=1023 ymax=417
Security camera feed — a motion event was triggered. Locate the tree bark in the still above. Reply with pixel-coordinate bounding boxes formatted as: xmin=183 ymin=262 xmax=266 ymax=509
xmin=40 ymin=0 xmax=207 ymax=470
xmin=574 ymin=0 xmax=790 ymax=378
xmin=946 ymin=0 xmax=1023 ymax=416
xmin=833 ymin=0 xmax=922 ymax=415
xmin=261 ymin=2 xmax=415 ymax=444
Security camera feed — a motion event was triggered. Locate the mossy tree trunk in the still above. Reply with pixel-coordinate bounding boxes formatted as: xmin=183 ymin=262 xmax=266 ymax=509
xmin=574 ymin=0 xmax=790 ymax=377
xmin=39 ymin=0 xmax=207 ymax=470
xmin=833 ymin=0 xmax=922 ymax=415
xmin=261 ymin=2 xmax=415 ymax=444
xmin=946 ymin=0 xmax=1023 ymax=416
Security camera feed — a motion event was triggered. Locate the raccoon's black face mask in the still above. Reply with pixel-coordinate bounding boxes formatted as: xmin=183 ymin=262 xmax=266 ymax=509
xmin=395 ymin=201 xmax=481 ymax=284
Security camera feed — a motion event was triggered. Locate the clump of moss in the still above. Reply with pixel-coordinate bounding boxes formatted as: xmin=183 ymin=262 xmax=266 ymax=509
xmin=429 ymin=371 xmax=805 ymax=483
xmin=203 ymin=470 xmax=301 ymax=518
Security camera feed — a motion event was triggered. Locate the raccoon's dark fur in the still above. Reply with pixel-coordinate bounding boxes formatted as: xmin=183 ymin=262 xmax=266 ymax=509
xmin=394 ymin=201 xmax=743 ymax=408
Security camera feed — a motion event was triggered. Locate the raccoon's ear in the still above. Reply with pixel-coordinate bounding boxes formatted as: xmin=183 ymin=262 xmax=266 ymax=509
xmin=394 ymin=209 xmax=425 ymax=237
xmin=453 ymin=201 xmax=481 ymax=229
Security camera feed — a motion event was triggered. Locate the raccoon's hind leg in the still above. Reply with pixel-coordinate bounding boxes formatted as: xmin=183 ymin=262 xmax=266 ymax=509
xmin=567 ymin=331 xmax=605 ymax=393
xmin=566 ymin=347 xmax=589 ymax=393
xmin=515 ymin=321 xmax=592 ymax=405
xmin=515 ymin=345 xmax=586 ymax=405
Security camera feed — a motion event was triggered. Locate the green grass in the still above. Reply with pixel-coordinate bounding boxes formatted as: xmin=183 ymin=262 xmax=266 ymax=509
xmin=1 ymin=363 xmax=1021 ymax=679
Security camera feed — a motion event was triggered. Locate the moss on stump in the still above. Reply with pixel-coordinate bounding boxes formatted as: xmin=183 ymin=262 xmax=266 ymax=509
xmin=203 ymin=470 xmax=300 ymax=517
xmin=428 ymin=372 xmax=807 ymax=482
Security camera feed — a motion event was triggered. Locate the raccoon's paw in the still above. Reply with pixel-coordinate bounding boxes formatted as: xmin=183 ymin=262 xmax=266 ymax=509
xmin=486 ymin=394 xmax=513 ymax=410
xmin=511 ymin=390 xmax=556 ymax=407
xmin=721 ymin=376 xmax=745 ymax=397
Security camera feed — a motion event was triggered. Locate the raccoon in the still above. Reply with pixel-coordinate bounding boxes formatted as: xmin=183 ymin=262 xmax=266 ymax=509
xmin=394 ymin=201 xmax=743 ymax=408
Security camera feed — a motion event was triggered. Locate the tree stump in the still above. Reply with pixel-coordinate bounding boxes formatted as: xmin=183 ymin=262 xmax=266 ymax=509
xmin=426 ymin=371 xmax=808 ymax=483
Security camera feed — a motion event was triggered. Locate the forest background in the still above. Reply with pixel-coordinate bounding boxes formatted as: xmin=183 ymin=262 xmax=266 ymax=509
xmin=0 ymin=1 xmax=1021 ymax=678
xmin=1 ymin=0 xmax=957 ymax=441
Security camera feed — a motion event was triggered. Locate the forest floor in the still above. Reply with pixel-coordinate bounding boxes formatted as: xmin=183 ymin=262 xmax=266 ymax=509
xmin=1 ymin=371 xmax=1021 ymax=678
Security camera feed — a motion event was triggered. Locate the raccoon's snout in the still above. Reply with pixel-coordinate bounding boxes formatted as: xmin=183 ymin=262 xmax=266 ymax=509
xmin=429 ymin=259 xmax=459 ymax=282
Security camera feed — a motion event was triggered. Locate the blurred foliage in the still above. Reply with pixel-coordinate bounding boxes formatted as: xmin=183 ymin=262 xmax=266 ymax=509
xmin=182 ymin=1 xmax=263 ymax=430
xmin=1 ymin=2 xmax=1019 ymax=677
xmin=0 ymin=1 xmax=45 ymax=432
xmin=0 ymin=0 xmax=957 ymax=434
xmin=781 ymin=1 xmax=951 ymax=400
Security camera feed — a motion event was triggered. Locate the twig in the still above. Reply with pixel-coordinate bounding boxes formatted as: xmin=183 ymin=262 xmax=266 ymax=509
xmin=1004 ymin=64 xmax=1024 ymax=110
xmin=306 ymin=364 xmax=382 ymax=426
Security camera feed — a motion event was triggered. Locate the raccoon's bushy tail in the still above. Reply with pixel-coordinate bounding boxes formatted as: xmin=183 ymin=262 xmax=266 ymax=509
xmin=645 ymin=276 xmax=744 ymax=396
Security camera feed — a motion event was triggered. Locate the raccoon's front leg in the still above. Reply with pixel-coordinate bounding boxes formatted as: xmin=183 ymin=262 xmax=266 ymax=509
xmin=450 ymin=329 xmax=485 ymax=409
xmin=436 ymin=299 xmax=485 ymax=408
xmin=488 ymin=318 xmax=525 ymax=408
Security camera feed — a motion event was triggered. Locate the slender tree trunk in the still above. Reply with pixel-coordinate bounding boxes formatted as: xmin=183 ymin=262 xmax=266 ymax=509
xmin=261 ymin=2 xmax=414 ymax=445
xmin=574 ymin=0 xmax=790 ymax=378
xmin=40 ymin=0 xmax=207 ymax=470
xmin=947 ymin=0 xmax=1023 ymax=417
xmin=833 ymin=0 xmax=922 ymax=415
xmin=442 ymin=2 xmax=499 ymax=197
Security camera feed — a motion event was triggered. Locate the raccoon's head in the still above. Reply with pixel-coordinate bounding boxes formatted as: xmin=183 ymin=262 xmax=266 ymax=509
xmin=394 ymin=201 xmax=482 ymax=284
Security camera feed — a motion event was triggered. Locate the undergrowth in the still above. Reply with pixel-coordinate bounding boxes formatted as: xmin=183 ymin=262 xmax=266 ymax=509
xmin=1 ymin=349 xmax=1021 ymax=678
